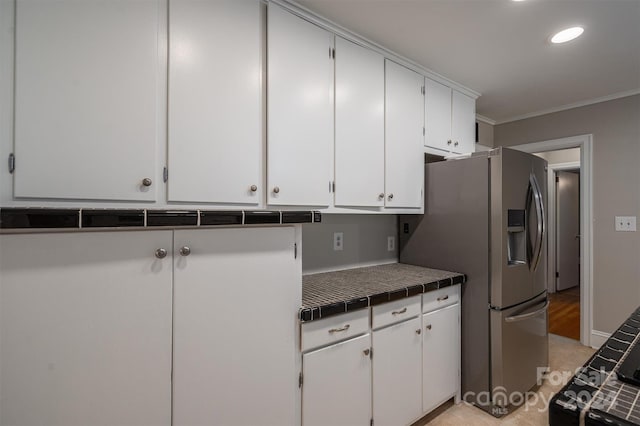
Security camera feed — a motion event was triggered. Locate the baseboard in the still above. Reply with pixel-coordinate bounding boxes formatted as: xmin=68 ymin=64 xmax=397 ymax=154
xmin=590 ymin=330 xmax=612 ymax=349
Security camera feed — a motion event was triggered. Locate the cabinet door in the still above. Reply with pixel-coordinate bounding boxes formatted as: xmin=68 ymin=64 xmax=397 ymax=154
xmin=267 ymin=5 xmax=333 ymax=206
xmin=423 ymin=304 xmax=460 ymax=413
xmin=451 ymin=90 xmax=476 ymax=154
xmin=0 ymin=231 xmax=173 ymax=426
xmin=303 ymin=334 xmax=372 ymax=426
xmin=168 ymin=0 xmax=262 ymax=204
xmin=334 ymin=37 xmax=385 ymax=207
xmin=14 ymin=0 xmax=159 ymax=201
xmin=384 ymin=60 xmax=424 ymax=208
xmin=173 ymin=227 xmax=300 ymax=426
xmin=372 ymin=318 xmax=423 ymax=426
xmin=425 ymin=78 xmax=453 ymax=153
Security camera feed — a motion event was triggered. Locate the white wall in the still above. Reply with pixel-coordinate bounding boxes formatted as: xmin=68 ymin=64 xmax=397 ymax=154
xmin=535 ymin=148 xmax=580 ymax=165
xmin=302 ymin=214 xmax=398 ymax=274
xmin=495 ymin=94 xmax=640 ymax=334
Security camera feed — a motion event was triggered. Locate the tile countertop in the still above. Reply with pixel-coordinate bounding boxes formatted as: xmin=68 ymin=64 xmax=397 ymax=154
xmin=300 ymin=263 xmax=465 ymax=322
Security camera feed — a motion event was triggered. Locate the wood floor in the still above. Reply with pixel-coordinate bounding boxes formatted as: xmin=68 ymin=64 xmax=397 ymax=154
xmin=548 ymin=286 xmax=580 ymax=341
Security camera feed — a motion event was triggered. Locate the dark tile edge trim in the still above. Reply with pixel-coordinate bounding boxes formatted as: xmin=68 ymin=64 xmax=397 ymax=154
xmin=1 ymin=208 xmax=321 ymax=230
xmin=299 ymin=274 xmax=466 ymax=322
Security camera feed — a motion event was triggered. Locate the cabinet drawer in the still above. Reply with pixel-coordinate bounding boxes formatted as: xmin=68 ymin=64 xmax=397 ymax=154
xmin=423 ymin=285 xmax=460 ymax=313
xmin=301 ymin=309 xmax=369 ymax=352
xmin=372 ymin=295 xmax=421 ymax=330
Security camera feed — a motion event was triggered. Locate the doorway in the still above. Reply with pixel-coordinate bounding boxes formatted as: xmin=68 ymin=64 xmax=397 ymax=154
xmin=550 ymin=168 xmax=581 ymax=340
xmin=532 ymin=150 xmax=581 ymax=340
xmin=512 ymin=135 xmax=593 ymax=347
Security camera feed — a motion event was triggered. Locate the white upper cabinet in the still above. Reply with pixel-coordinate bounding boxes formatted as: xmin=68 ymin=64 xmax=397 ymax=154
xmin=334 ymin=37 xmax=385 ymax=208
xmin=384 ymin=60 xmax=424 ymax=209
xmin=452 ymin=90 xmax=476 ymax=154
xmin=13 ymin=0 xmax=160 ymax=201
xmin=267 ymin=5 xmax=333 ymax=207
xmin=425 ymin=78 xmax=453 ymax=153
xmin=425 ymin=78 xmax=476 ymax=154
xmin=168 ymin=0 xmax=262 ymax=205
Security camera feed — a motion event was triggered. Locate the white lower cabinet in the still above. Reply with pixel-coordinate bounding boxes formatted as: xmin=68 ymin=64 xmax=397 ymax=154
xmin=172 ymin=227 xmax=300 ymax=426
xmin=372 ymin=317 xmax=423 ymax=426
xmin=302 ymin=334 xmax=372 ymax=426
xmin=422 ymin=303 xmax=460 ymax=413
xmin=0 ymin=227 xmax=300 ymax=426
xmin=301 ymin=286 xmax=461 ymax=426
xmin=0 ymin=231 xmax=173 ymax=426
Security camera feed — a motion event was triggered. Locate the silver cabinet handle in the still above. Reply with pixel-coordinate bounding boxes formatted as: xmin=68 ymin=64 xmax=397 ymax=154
xmin=363 ymin=348 xmax=370 ymax=356
xmin=273 ymin=186 xmax=280 ymax=194
xmin=388 ymin=193 xmax=394 ymax=200
xmin=426 ymin=324 xmax=432 ymax=330
xmin=250 ymin=185 xmax=258 ymax=192
xmin=416 ymin=329 xmax=422 ymax=335
xmin=179 ymin=246 xmax=191 ymax=257
xmin=454 ymin=141 xmax=459 ymax=147
xmin=447 ymin=140 xmax=452 ymax=145
xmin=378 ymin=193 xmax=385 ymax=199
xmin=392 ymin=307 xmax=407 ymax=316
xmin=437 ymin=295 xmax=449 ymax=302
xmin=328 ymin=324 xmax=350 ymax=334
xmin=142 ymin=178 xmax=152 ymax=187
xmin=154 ymin=248 xmax=167 ymax=259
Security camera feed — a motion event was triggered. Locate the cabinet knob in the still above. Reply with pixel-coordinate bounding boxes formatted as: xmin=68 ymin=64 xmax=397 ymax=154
xmin=154 ymin=248 xmax=167 ymax=259
xmin=447 ymin=140 xmax=452 ymax=145
xmin=142 ymin=177 xmax=153 ymax=187
xmin=426 ymin=324 xmax=432 ymax=330
xmin=179 ymin=246 xmax=191 ymax=257
xmin=416 ymin=329 xmax=422 ymax=335
xmin=454 ymin=141 xmax=459 ymax=147
xmin=388 ymin=193 xmax=394 ymax=200
xmin=363 ymin=348 xmax=370 ymax=356
xmin=273 ymin=186 xmax=280 ymax=194
xmin=250 ymin=185 xmax=258 ymax=192
xmin=378 ymin=193 xmax=385 ymax=199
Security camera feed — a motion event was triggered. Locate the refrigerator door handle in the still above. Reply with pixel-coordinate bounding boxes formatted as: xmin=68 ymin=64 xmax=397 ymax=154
xmin=504 ymin=300 xmax=549 ymax=323
xmin=529 ymin=173 xmax=545 ymax=272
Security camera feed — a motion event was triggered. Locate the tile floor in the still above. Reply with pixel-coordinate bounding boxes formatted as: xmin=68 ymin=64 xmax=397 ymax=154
xmin=415 ymin=334 xmax=596 ymax=425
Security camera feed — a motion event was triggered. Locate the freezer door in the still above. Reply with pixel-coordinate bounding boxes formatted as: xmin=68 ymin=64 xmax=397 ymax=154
xmin=491 ymin=148 xmax=548 ymax=308
xmin=490 ymin=294 xmax=549 ymax=413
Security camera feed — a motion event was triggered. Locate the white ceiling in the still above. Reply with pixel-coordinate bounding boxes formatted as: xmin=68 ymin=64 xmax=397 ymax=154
xmin=296 ymin=0 xmax=640 ymax=123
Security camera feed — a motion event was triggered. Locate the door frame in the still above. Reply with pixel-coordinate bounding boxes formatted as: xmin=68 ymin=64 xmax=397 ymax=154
xmin=549 ymin=163 xmax=581 ymax=294
xmin=511 ymin=134 xmax=593 ymax=347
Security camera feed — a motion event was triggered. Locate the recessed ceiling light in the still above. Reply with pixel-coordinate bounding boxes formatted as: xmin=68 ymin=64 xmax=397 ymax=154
xmin=551 ymin=26 xmax=585 ymax=44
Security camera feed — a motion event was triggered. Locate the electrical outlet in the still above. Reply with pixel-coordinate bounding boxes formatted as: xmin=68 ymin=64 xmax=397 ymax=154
xmin=615 ymin=216 xmax=636 ymax=232
xmin=333 ymin=232 xmax=344 ymax=251
xmin=387 ymin=236 xmax=396 ymax=252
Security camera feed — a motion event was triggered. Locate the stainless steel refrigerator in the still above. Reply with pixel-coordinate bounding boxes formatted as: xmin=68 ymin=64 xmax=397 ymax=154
xmin=400 ymin=147 xmax=549 ymax=417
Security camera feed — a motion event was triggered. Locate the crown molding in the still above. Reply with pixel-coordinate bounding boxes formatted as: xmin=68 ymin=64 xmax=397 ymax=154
xmin=475 ymin=114 xmax=496 ymax=125
xmin=270 ymin=0 xmax=481 ymax=99
xmin=494 ymin=89 xmax=640 ymax=125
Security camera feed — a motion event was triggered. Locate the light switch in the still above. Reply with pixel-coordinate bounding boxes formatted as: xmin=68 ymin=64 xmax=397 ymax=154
xmin=615 ymin=216 xmax=636 ymax=232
